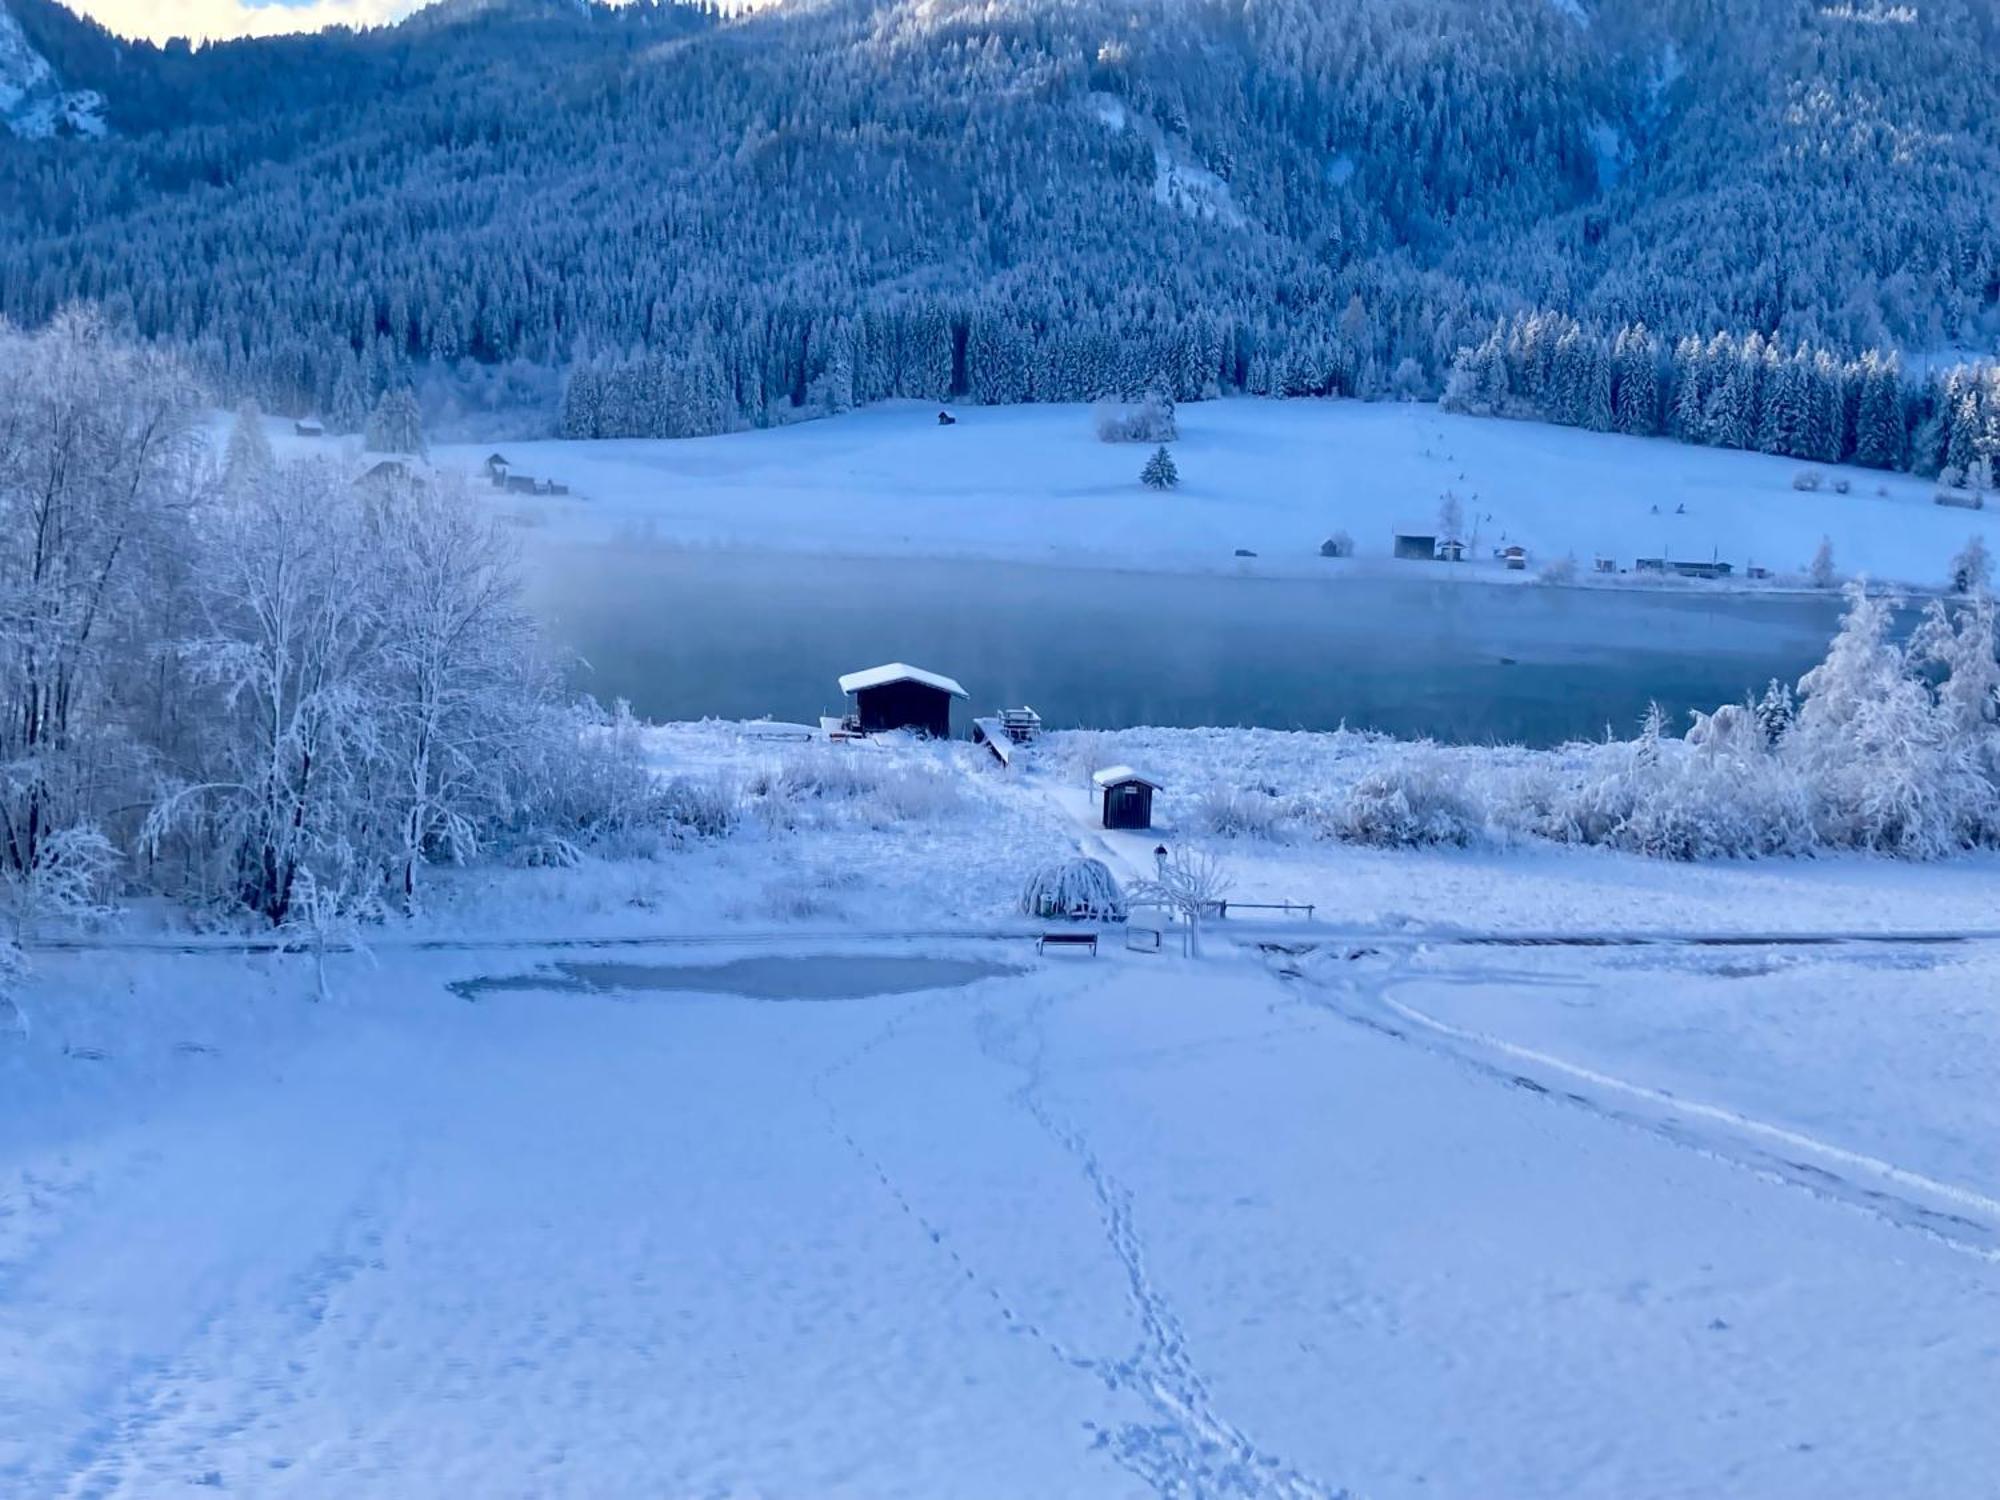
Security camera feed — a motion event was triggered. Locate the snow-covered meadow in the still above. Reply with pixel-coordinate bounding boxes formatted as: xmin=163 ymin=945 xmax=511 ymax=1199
xmin=5 ymin=832 xmax=1998 ymax=1497
xmin=408 ymin=399 xmax=2000 ymax=591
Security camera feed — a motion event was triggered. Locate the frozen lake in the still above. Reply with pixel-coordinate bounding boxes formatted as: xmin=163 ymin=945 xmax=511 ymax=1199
xmin=525 ymin=545 xmax=1863 ymax=745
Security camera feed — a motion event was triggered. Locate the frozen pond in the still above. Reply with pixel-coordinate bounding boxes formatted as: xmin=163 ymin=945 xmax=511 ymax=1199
xmin=455 ymin=953 xmax=1022 ymax=1001
xmin=525 ymin=545 xmax=1872 ymax=746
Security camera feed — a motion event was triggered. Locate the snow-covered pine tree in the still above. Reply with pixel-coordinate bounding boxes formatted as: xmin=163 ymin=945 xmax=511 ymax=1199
xmin=1141 ymin=445 xmax=1179 ymax=489
xmin=365 ymin=386 xmax=426 ymax=456
xmin=224 ymin=398 xmax=275 ymax=493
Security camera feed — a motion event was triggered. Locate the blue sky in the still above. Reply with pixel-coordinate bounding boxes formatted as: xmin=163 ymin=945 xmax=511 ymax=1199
xmin=73 ymin=0 xmax=417 ymax=44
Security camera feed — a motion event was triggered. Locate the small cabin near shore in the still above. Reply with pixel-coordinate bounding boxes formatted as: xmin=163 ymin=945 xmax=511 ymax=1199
xmin=294 ymin=418 xmax=324 ymax=438
xmin=1093 ymin=766 xmax=1161 ymax=831
xmin=837 ymin=662 xmax=968 ymax=738
xmin=1392 ymin=529 xmax=1437 ymax=561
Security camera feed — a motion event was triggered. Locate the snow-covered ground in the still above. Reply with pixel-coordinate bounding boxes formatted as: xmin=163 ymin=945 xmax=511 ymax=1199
xmin=6 ymin=934 xmax=1996 ymax=1496
xmin=346 ymin=399 xmax=2000 ymax=591
xmin=7 ymin=722 xmax=1999 ymax=1497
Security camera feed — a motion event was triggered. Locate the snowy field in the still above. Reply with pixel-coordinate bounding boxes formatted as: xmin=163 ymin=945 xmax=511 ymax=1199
xmin=391 ymin=400 xmax=2000 ymax=590
xmin=7 ymin=723 xmax=2000 ymax=1498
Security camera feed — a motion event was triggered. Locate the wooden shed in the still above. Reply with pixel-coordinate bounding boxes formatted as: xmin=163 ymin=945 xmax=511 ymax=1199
xmin=1092 ymin=766 xmax=1161 ymax=831
xmin=1392 ymin=529 xmax=1438 ymax=561
xmin=837 ymin=662 xmax=968 ymax=738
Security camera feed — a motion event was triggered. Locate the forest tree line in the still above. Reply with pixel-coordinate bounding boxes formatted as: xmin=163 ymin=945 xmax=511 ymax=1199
xmin=0 ymin=0 xmax=1991 ymax=455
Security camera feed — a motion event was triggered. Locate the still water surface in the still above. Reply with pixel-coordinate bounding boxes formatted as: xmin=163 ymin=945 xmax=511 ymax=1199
xmin=524 ymin=546 xmax=1862 ymax=746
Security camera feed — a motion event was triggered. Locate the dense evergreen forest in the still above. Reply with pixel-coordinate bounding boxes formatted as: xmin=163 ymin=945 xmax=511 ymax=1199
xmin=0 ymin=0 xmax=1995 ymax=470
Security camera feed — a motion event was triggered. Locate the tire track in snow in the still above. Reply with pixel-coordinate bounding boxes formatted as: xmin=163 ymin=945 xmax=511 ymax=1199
xmin=1277 ymin=946 xmax=2000 ymax=1265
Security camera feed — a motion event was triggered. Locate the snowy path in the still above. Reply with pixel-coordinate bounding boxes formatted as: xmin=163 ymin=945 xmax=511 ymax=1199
xmin=1282 ymin=946 xmax=2000 ymax=1262
xmin=4 ymin=945 xmax=1997 ymax=1497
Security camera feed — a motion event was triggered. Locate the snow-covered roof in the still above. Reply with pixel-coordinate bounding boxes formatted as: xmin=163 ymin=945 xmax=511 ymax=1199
xmin=1092 ymin=765 xmax=1162 ymax=790
xmin=837 ymin=663 xmax=968 ymax=698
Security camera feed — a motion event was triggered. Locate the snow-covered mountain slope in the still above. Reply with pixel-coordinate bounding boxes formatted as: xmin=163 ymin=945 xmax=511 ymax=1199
xmin=0 ymin=1 xmax=103 ymax=139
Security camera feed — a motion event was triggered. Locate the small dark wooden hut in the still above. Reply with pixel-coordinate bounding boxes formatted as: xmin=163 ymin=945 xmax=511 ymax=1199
xmin=837 ymin=663 xmax=968 ymax=738
xmin=1093 ymin=766 xmax=1162 ymax=831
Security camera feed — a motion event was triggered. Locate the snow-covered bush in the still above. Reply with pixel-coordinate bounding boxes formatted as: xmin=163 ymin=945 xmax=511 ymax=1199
xmin=1324 ymin=750 xmax=1489 ymax=847
xmin=1949 ymin=535 xmax=1992 ymax=594
xmin=1791 ymin=468 xmax=1824 ymax=492
xmin=1538 ymin=552 xmax=1578 ymax=585
xmin=0 ymin=940 xmax=27 ymax=1040
xmin=1192 ymin=783 xmax=1293 ymax=839
xmin=1785 ymin=585 xmax=1995 ymax=856
xmin=1809 ymin=537 xmax=1838 ymax=588
xmin=1 ymin=824 xmax=119 ymax=940
xmin=1094 ymin=393 xmax=1177 ymax=444
xmin=748 ymin=746 xmax=961 ymax=829
xmin=1832 ymin=477 xmax=1851 ymax=495
xmin=1020 ymin=858 xmax=1127 ymax=921
xmin=656 ymin=776 xmax=742 ymax=840
xmin=1543 ymin=706 xmax=1813 ymax=859
xmin=1319 ymin=531 xmax=1355 ymax=559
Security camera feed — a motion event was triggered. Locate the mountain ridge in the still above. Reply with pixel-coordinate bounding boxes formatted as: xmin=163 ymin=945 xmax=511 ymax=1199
xmin=0 ymin=0 xmax=1992 ymax=451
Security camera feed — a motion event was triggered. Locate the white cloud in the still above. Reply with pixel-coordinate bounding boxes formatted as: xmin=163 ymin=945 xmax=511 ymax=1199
xmin=69 ymin=0 xmax=419 ymax=45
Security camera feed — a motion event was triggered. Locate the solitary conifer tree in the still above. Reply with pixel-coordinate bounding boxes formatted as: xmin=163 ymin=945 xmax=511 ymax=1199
xmin=1141 ymin=445 xmax=1179 ymax=490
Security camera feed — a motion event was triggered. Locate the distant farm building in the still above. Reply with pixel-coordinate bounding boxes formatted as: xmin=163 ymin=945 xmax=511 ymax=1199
xmin=294 ymin=418 xmax=324 ymax=438
xmin=484 ymin=452 xmax=511 ymax=480
xmin=1392 ymin=529 xmax=1437 ymax=561
xmin=1093 ymin=767 xmax=1161 ymax=831
xmin=1437 ymin=537 xmax=1466 ymax=562
xmin=1636 ymin=556 xmax=1734 ymax=579
xmin=837 ymin=663 xmax=968 ymax=738
xmin=1594 ymin=556 xmax=1617 ymax=574
xmin=1502 ymin=545 xmax=1527 ymax=570
xmin=354 ymin=456 xmax=426 ymax=490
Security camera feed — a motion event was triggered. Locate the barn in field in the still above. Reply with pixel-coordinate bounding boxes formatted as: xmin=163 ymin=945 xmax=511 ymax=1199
xmin=1093 ymin=766 xmax=1161 ymax=831
xmin=837 ymin=663 xmax=968 ymax=738
xmin=1392 ymin=528 xmax=1437 ymax=561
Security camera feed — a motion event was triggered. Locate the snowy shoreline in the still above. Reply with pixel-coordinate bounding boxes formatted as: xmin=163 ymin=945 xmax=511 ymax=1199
xmin=377 ymin=398 xmax=2000 ymax=596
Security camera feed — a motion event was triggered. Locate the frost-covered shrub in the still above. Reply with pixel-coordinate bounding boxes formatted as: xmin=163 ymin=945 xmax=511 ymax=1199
xmin=749 ymin=746 xmax=960 ymax=829
xmin=1783 ymin=585 xmax=1997 ymax=856
xmin=1538 ymin=552 xmax=1578 ymax=585
xmin=656 ymin=776 xmax=742 ymax=839
xmin=1325 ymin=750 xmax=1489 ymax=847
xmin=1094 ymin=393 xmax=1177 ymax=444
xmin=1020 ymin=858 xmax=1127 ymax=921
xmin=1791 ymin=468 xmax=1824 ymax=492
xmin=1832 ymin=477 xmax=1851 ymax=495
xmin=1320 ymin=531 xmax=1355 ymax=559
xmin=1193 ymin=783 xmax=1292 ymax=839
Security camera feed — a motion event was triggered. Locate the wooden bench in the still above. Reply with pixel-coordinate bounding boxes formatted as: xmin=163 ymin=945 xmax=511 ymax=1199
xmin=1036 ymin=932 xmax=1098 ymax=957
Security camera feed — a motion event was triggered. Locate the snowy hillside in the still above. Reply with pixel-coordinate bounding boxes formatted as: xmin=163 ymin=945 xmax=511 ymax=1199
xmin=0 ymin=2 xmax=102 ymax=138
xmin=426 ymin=399 xmax=2000 ymax=591
xmin=2 ymin=0 xmax=1994 ymax=443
